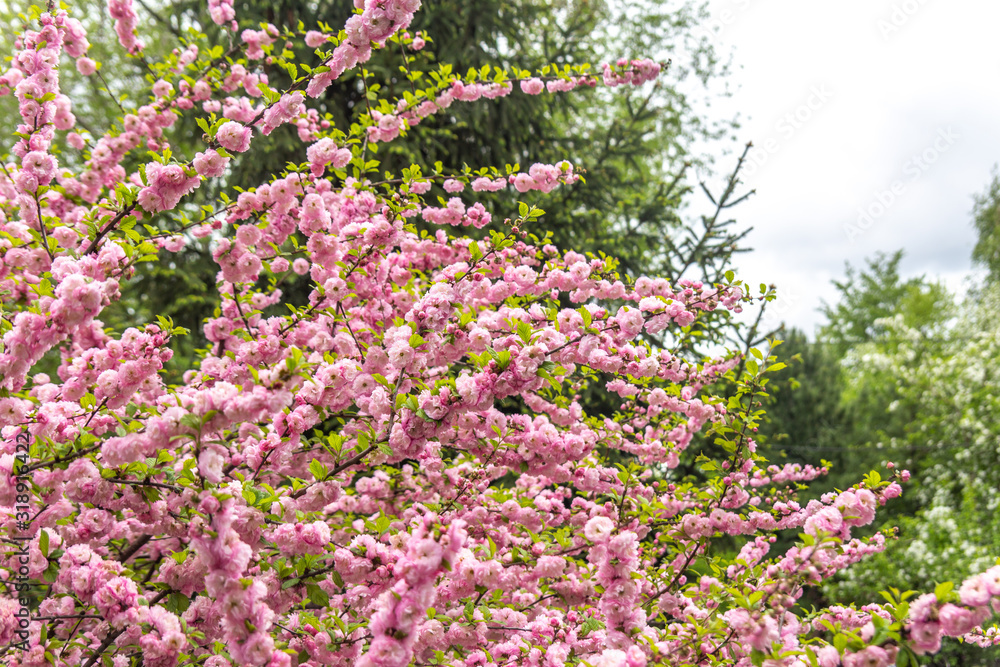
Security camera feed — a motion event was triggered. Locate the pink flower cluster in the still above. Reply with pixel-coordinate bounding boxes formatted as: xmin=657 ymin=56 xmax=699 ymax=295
xmin=367 ymin=110 xmax=408 ymax=143
xmin=193 ymin=148 xmax=230 ymax=178
xmin=220 ymin=62 xmax=269 ymax=98
xmin=306 ymin=0 xmax=421 ymax=98
xmin=421 ymin=199 xmax=492 ymax=228
xmin=242 ymin=26 xmax=276 ymax=58
xmin=209 ymin=0 xmax=236 ymax=28
xmin=905 ymin=568 xmax=1000 ymax=655
xmin=216 ymin=120 xmax=253 ymax=153
xmin=191 ymin=497 xmax=281 ymax=665
xmin=510 ymin=161 xmax=579 ymax=193
xmin=258 ymin=92 xmax=306 ymax=136
xmin=107 ymin=0 xmax=144 ymax=53
xmin=137 ymin=162 xmax=201 ymax=213
xmin=0 ymin=246 xmax=125 ymax=393
xmin=602 ymin=58 xmax=661 ymax=87
xmin=359 ymin=519 xmax=466 ymax=667
xmin=306 ymin=137 xmax=353 ymax=176
xmin=588 ymin=520 xmax=646 ymax=645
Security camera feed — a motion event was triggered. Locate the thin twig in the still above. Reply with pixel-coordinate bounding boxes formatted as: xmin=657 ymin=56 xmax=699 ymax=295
xmin=118 ymin=534 xmax=152 ymax=563
xmin=80 ymin=589 xmax=169 ymax=667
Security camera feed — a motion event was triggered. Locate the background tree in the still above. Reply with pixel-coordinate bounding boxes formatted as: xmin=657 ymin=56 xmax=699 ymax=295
xmin=758 ymin=185 xmax=1000 ymax=665
xmin=817 ymin=250 xmax=954 ymax=360
xmin=759 ymin=252 xmax=953 ymax=494
xmin=972 ymin=166 xmax=1000 ymax=283
xmin=822 ymin=285 xmax=1000 ymax=666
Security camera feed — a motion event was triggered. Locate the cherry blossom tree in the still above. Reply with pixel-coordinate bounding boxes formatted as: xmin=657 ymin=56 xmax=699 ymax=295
xmin=0 ymin=2 xmax=996 ymax=667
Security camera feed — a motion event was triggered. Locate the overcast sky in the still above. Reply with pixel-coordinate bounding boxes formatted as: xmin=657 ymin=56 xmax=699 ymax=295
xmin=686 ymin=0 xmax=1000 ymax=336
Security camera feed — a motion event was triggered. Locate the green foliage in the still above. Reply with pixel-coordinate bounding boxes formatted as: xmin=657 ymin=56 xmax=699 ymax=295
xmin=761 ymin=253 xmax=954 ymax=497
xmin=755 ymin=328 xmax=847 ymax=489
xmin=972 ymin=166 xmax=1000 ymax=284
xmin=766 ymin=249 xmax=1000 ymax=666
xmin=818 ymin=249 xmax=954 ymax=360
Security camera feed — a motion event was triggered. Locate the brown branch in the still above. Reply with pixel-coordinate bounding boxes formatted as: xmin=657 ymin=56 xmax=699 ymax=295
xmin=20 ymin=442 xmax=101 ymax=474
xmin=118 ymin=534 xmax=152 ymax=563
xmin=82 ymin=205 xmax=137 ymax=255
xmin=109 ymin=478 xmax=183 ymax=492
xmin=33 ymin=196 xmax=55 ymax=262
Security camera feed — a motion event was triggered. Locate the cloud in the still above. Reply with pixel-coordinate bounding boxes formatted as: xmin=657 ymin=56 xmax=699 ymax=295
xmin=690 ymin=0 xmax=1000 ymax=336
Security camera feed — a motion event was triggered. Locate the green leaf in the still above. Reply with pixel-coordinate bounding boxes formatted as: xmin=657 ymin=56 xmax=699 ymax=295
xmin=934 ymin=581 xmax=954 ymax=600
xmin=165 ymin=591 xmax=191 ymax=614
xmin=516 ymin=321 xmax=532 ymax=344
xmin=309 ymin=459 xmax=327 ymax=480
xmin=306 ymin=583 xmax=329 ymax=607
xmin=39 ymin=530 xmax=49 ymax=558
xmin=580 ymin=616 xmax=604 ymax=636
xmin=180 ymin=413 xmax=202 ymax=430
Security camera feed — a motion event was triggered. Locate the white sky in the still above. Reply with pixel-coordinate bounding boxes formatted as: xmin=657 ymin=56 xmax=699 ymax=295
xmin=688 ymin=0 xmax=1000 ymax=337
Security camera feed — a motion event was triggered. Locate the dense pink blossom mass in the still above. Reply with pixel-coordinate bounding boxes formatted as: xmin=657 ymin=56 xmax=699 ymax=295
xmin=0 ymin=2 xmax=996 ymax=666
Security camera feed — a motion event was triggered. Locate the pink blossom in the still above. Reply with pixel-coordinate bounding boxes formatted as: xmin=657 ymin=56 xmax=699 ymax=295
xmin=520 ymin=78 xmax=544 ymax=95
xmin=152 ymin=79 xmax=173 ymax=98
xmin=93 ymin=576 xmax=139 ymax=626
xmin=584 ymin=516 xmax=615 ymax=542
xmin=939 ymin=604 xmax=978 ymax=636
xmin=193 ymin=149 xmax=230 ymax=178
xmin=305 ymin=30 xmax=327 ymax=47
xmin=0 ymin=9 xmax=987 ymax=667
xmin=216 ymin=120 xmax=253 ymax=152
xmin=76 ymin=57 xmax=97 ymax=76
